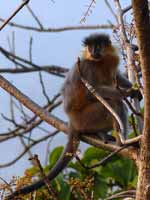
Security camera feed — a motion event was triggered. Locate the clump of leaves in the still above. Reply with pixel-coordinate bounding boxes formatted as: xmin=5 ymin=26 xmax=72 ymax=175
xmin=3 ymin=146 xmax=137 ymax=200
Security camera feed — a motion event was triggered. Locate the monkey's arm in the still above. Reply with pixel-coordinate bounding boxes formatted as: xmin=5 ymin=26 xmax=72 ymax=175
xmin=116 ymin=72 xmax=142 ymax=101
xmin=116 ymin=72 xmax=132 ymax=89
xmin=96 ymin=85 xmax=142 ymax=102
xmin=96 ymin=86 xmax=130 ymax=101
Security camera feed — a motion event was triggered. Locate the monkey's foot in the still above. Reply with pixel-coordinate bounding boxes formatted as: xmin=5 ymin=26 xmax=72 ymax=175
xmin=96 ymin=132 xmax=116 ymax=143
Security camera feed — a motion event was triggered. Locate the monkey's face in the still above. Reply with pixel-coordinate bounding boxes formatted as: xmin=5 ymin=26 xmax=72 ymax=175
xmin=83 ymin=43 xmax=113 ymax=61
xmin=82 ymin=33 xmax=113 ymax=61
xmin=88 ymin=44 xmax=105 ymax=60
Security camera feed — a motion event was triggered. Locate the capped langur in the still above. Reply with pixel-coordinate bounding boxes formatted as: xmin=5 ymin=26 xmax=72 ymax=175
xmin=6 ymin=33 xmax=141 ymax=199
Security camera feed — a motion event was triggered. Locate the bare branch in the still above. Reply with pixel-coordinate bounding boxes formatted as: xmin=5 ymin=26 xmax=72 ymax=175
xmin=0 ymin=0 xmax=30 ymax=31
xmin=0 ymin=131 xmax=58 ymax=168
xmin=0 ymin=75 xmax=67 ymax=133
xmin=114 ymin=0 xmax=143 ymax=133
xmin=104 ymin=0 xmax=118 ymax=21
xmin=80 ymin=0 xmax=97 ymax=23
xmin=39 ymin=71 xmax=51 ymax=104
xmin=0 ymin=66 xmax=67 ymax=77
xmin=0 ymin=46 xmax=68 ymax=76
xmin=25 ymin=4 xmax=44 ymax=29
xmin=29 ymin=36 xmax=33 ymax=62
xmin=106 ymin=190 xmax=135 ymax=200
xmin=76 ymin=144 xmax=129 ymax=169
xmin=122 ymin=5 xmax=132 ymax=14
xmin=29 ymin=155 xmax=58 ymax=199
xmin=0 ymin=101 xmax=62 ymax=143
xmin=0 ymin=18 xmax=114 ymax=32
xmin=81 ymin=134 xmax=138 ymax=164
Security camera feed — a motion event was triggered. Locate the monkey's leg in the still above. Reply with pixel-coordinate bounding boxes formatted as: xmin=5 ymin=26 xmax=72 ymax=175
xmin=116 ymin=72 xmax=132 ymax=89
xmin=96 ymin=86 xmax=123 ymax=101
xmin=69 ymin=101 xmax=114 ymax=134
xmin=96 ymin=130 xmax=116 ymax=143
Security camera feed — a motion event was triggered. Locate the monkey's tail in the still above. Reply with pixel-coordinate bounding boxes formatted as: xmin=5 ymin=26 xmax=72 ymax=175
xmin=5 ymin=131 xmax=80 ymax=199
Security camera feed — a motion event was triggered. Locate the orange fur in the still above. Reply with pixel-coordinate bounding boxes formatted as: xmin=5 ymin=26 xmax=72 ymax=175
xmin=81 ymin=44 xmax=119 ymax=87
xmin=82 ymin=44 xmax=118 ymax=62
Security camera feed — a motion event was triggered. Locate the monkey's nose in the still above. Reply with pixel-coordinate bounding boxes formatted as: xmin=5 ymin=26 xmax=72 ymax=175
xmin=92 ymin=53 xmax=101 ymax=59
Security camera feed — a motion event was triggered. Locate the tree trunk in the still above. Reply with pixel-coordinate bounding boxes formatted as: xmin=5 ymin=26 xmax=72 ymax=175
xmin=132 ymin=1 xmax=150 ymax=199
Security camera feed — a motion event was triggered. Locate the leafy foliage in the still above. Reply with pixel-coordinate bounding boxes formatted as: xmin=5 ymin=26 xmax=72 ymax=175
xmin=4 ymin=146 xmax=137 ymax=199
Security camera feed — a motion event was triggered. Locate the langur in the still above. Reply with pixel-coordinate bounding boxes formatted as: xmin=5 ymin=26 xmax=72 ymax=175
xmin=6 ymin=33 xmax=141 ymax=199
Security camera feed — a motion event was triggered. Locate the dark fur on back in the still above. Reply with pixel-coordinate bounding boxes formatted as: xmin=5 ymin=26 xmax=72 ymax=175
xmin=83 ymin=33 xmax=111 ymax=46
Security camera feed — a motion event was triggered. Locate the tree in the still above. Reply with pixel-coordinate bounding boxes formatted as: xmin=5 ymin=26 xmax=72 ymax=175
xmin=132 ymin=1 xmax=150 ymax=199
xmin=0 ymin=0 xmax=149 ymax=199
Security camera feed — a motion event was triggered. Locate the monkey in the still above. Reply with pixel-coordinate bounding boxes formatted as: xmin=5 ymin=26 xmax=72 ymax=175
xmin=6 ymin=33 xmax=142 ymax=199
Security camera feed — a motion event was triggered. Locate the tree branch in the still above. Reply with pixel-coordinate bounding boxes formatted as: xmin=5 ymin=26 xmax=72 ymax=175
xmin=0 ymin=0 xmax=30 ymax=31
xmin=0 ymin=75 xmax=67 ymax=133
xmin=0 ymin=18 xmax=114 ymax=32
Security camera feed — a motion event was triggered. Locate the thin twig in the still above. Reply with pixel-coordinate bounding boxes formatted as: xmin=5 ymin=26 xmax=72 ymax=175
xmin=9 ymin=95 xmax=15 ymax=122
xmin=104 ymin=0 xmax=118 ymax=21
xmin=39 ymin=71 xmax=51 ymax=104
xmin=0 ymin=46 xmax=68 ymax=76
xmin=0 ymin=131 xmax=58 ymax=168
xmin=29 ymin=155 xmax=58 ymax=199
xmin=0 ymin=100 xmax=62 ymax=143
xmin=25 ymin=4 xmax=43 ymax=29
xmin=0 ymin=66 xmax=67 ymax=77
xmin=0 ymin=75 xmax=67 ymax=133
xmin=80 ymin=0 xmax=97 ymax=23
xmin=0 ymin=177 xmax=13 ymax=193
xmin=105 ymin=190 xmax=135 ymax=200
xmin=29 ymin=36 xmax=33 ymax=62
xmin=0 ymin=0 xmax=30 ymax=31
xmin=122 ymin=5 xmax=132 ymax=14
xmin=76 ymin=144 xmax=129 ymax=169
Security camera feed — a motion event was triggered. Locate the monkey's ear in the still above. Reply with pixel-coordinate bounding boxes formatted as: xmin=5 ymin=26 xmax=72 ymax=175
xmin=82 ymin=37 xmax=89 ymax=46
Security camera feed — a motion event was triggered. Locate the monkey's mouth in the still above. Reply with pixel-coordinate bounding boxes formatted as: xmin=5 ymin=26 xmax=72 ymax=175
xmin=92 ymin=56 xmax=102 ymax=61
xmin=92 ymin=53 xmax=102 ymax=60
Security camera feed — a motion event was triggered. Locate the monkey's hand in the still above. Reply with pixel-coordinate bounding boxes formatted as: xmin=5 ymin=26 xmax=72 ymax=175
xmin=126 ymin=88 xmax=143 ymax=101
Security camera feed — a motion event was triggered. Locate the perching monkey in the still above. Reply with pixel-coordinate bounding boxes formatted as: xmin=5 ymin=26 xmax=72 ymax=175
xmin=6 ymin=33 xmax=141 ymax=199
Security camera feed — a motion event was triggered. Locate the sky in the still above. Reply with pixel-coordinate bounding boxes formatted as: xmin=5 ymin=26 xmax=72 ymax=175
xmin=0 ymin=0 xmax=131 ymax=181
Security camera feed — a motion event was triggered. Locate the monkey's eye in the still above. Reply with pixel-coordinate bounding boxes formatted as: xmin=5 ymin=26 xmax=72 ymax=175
xmin=96 ymin=45 xmax=101 ymax=51
xmin=88 ymin=46 xmax=92 ymax=52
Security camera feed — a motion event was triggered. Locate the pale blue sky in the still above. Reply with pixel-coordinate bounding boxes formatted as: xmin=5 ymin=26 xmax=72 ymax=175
xmin=0 ymin=0 xmax=130 ymax=181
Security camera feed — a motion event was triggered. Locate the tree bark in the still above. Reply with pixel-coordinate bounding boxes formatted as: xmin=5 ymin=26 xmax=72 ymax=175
xmin=132 ymin=1 xmax=150 ymax=199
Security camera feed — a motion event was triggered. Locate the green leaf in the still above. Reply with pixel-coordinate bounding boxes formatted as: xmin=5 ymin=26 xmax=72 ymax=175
xmin=49 ymin=146 xmax=64 ymax=168
xmin=102 ymin=157 xmax=137 ymax=188
xmin=82 ymin=146 xmax=108 ymax=165
xmin=129 ymin=175 xmax=138 ymax=188
xmin=51 ymin=173 xmax=71 ymax=200
xmin=68 ymin=146 xmax=109 ymax=176
xmin=94 ymin=175 xmax=108 ymax=199
xmin=57 ymin=177 xmax=71 ymax=200
xmin=25 ymin=166 xmax=39 ymax=177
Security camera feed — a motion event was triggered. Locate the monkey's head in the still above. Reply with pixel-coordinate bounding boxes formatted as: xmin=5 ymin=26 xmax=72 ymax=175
xmin=82 ymin=33 xmax=115 ymax=61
